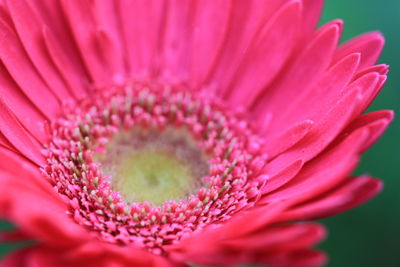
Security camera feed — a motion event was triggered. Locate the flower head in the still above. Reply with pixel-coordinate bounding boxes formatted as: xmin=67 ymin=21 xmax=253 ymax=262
xmin=0 ymin=0 xmax=392 ymax=266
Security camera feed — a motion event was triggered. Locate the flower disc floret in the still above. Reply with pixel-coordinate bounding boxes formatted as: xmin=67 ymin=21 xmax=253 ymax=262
xmin=43 ymin=82 xmax=269 ymax=254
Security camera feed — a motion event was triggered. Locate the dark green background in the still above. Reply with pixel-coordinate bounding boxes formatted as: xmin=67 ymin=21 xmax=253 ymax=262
xmin=318 ymin=0 xmax=400 ymax=266
xmin=0 ymin=0 xmax=399 ymax=266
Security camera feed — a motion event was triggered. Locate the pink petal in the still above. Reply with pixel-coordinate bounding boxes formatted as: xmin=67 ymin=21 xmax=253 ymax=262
xmin=65 ymin=242 xmax=176 ymax=267
xmin=279 ymin=54 xmax=360 ymax=126
xmin=208 ymin=0 xmax=287 ymax=95
xmin=342 ymin=110 xmax=393 ymax=153
xmin=0 ymin=132 xmax=16 ymax=152
xmin=189 ymin=0 xmax=231 ymax=87
xmin=270 ymin=52 xmax=360 ymax=133
xmin=27 ymin=0 xmax=90 ymax=98
xmin=5 ymin=0 xmax=72 ymax=100
xmin=261 ymin=127 xmax=369 ymax=204
xmin=280 ymin=176 xmax=383 ymax=221
xmin=262 ymin=120 xmax=314 ymax=159
xmin=0 ymin=17 xmax=60 ymax=120
xmin=219 ymin=200 xmax=291 ymax=238
xmin=159 ymin=0 xmax=193 ymax=81
xmin=345 ymin=71 xmax=386 ymax=115
xmin=301 ymin=0 xmax=324 ymax=37
xmin=333 ymin=31 xmax=384 ymax=69
xmin=90 ymin=0 xmax=127 ymax=83
xmin=354 ymin=64 xmax=388 ymax=80
xmin=0 ymin=101 xmax=45 ymax=166
xmin=42 ymin=26 xmax=90 ymax=99
xmin=262 ymin=160 xmax=303 ymax=194
xmin=221 ymin=223 xmax=326 ymax=250
xmin=117 ymin=0 xmax=166 ymax=78
xmin=60 ymin=0 xmax=112 ymax=86
xmin=170 ymin=223 xmax=325 ymax=267
xmin=0 ymin=149 xmax=85 ymax=246
xmin=0 ymin=173 xmax=86 ymax=247
xmin=263 ymin=87 xmax=362 ymax=178
xmin=224 ymin=0 xmax=301 ymax=109
xmin=0 ymin=62 xmax=47 ymax=143
xmin=252 ymin=20 xmax=342 ymax=134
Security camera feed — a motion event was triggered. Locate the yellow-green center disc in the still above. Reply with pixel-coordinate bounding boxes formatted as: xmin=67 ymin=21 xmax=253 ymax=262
xmin=110 ymin=148 xmax=195 ymax=205
xmin=98 ymin=129 xmax=209 ymax=205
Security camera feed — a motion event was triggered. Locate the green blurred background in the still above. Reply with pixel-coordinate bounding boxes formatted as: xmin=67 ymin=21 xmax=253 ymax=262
xmin=0 ymin=0 xmax=399 ymax=266
xmin=318 ymin=0 xmax=400 ymax=266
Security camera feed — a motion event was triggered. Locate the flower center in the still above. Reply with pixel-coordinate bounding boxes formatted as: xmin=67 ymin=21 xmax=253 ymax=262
xmin=42 ymin=82 xmax=268 ymax=254
xmin=98 ymin=129 xmax=208 ymax=205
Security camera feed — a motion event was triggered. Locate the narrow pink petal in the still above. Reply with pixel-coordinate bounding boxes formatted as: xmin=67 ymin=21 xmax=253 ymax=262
xmin=298 ymin=53 xmax=360 ymax=120
xmin=0 ymin=132 xmax=16 ymax=152
xmin=354 ymin=64 xmax=388 ymax=80
xmin=96 ymin=29 xmax=127 ymax=85
xmin=189 ymin=0 xmax=231 ymax=87
xmin=269 ymin=53 xmax=360 ymax=134
xmin=342 ymin=110 xmax=393 ymax=152
xmin=28 ymin=0 xmax=90 ymax=98
xmin=253 ymin=112 xmax=273 ymax=136
xmin=262 ymin=120 xmax=314 ymax=159
xmin=225 ymin=0 xmax=301 ymax=109
xmin=0 ymin=100 xmax=45 ymax=166
xmin=0 ymin=3 xmax=12 ymax=27
xmin=0 ymin=147 xmax=57 ymax=195
xmin=90 ymin=0 xmax=127 ymax=84
xmin=262 ymin=160 xmax=303 ymax=194
xmin=117 ymin=0 xmax=166 ymax=78
xmin=60 ymin=0 xmax=111 ymax=86
xmin=42 ymin=27 xmax=90 ymax=99
xmin=5 ymin=0 xmax=72 ymax=100
xmin=252 ymin=20 xmax=342 ymax=133
xmin=0 ymin=62 xmax=47 ymax=143
xmin=65 ymin=242 xmax=176 ymax=267
xmin=280 ymin=176 xmax=383 ymax=221
xmin=360 ymin=75 xmax=387 ymax=114
xmin=345 ymin=71 xmax=386 ymax=115
xmin=171 ymin=222 xmax=325 ymax=267
xmin=160 ymin=0 xmax=194 ymax=81
xmin=168 ymin=205 xmax=289 ymax=260
xmin=333 ymin=31 xmax=384 ymax=69
xmin=261 ymin=128 xmax=369 ymax=204
xmin=29 ymin=0 xmax=77 ymax=44
xmin=263 ymin=88 xmax=362 ymax=179
xmin=301 ymin=0 xmax=324 ymax=37
xmin=222 ymin=223 xmax=326 ymax=250
xmin=0 ymin=17 xmax=60 ymax=120
xmin=208 ymin=0 xmax=287 ymax=95
xmin=220 ymin=201 xmax=291 ymax=238
xmin=346 ymin=72 xmax=380 ymax=97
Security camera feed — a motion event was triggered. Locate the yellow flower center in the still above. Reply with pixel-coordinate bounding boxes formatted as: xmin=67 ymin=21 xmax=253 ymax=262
xmin=98 ymin=129 xmax=208 ymax=205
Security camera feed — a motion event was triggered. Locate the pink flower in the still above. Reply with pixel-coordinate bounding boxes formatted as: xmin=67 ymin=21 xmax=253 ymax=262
xmin=0 ymin=0 xmax=392 ymax=266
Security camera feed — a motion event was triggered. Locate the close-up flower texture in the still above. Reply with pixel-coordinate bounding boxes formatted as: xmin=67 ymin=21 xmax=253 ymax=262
xmin=0 ymin=0 xmax=397 ymax=266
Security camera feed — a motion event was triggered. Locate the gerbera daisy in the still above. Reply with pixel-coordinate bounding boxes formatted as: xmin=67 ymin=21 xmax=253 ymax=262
xmin=0 ymin=0 xmax=393 ymax=266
